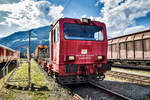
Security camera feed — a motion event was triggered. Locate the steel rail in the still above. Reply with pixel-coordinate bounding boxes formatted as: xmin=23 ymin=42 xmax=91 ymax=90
xmin=106 ymin=71 xmax=150 ymax=85
xmin=36 ymin=59 xmax=133 ymax=100
xmin=89 ymin=81 xmax=133 ymax=100
xmin=62 ymin=85 xmax=84 ymax=100
xmin=112 ymin=64 xmax=150 ymax=71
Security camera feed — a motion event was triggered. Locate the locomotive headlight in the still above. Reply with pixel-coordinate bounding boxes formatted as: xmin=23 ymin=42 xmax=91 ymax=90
xmin=68 ymin=56 xmax=75 ymax=61
xmin=97 ymin=56 xmax=103 ymax=60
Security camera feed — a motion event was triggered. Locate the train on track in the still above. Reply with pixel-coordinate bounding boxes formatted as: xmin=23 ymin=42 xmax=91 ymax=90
xmin=108 ymin=29 xmax=150 ymax=64
xmin=0 ymin=44 xmax=17 ymax=67
xmin=34 ymin=45 xmax=49 ymax=69
xmin=34 ymin=17 xmax=111 ymax=84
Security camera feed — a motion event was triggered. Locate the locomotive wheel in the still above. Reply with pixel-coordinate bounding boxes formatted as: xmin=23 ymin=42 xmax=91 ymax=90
xmin=44 ymin=67 xmax=48 ymax=72
xmin=54 ymin=73 xmax=59 ymax=83
xmin=48 ymin=69 xmax=53 ymax=78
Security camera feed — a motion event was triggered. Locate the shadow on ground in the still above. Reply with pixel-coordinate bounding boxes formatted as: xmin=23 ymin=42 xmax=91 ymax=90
xmin=5 ymin=83 xmax=49 ymax=91
xmin=0 ymin=63 xmax=17 ymax=79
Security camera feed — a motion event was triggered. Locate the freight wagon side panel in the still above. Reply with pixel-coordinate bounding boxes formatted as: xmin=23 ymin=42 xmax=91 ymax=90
xmin=120 ymin=43 xmax=126 ymax=59
xmin=143 ymin=32 xmax=150 ymax=60
xmin=127 ymin=42 xmax=134 ymax=60
xmin=112 ymin=44 xmax=118 ymax=59
xmin=111 ymin=39 xmax=119 ymax=59
xmin=107 ymin=40 xmax=112 ymax=60
xmin=107 ymin=45 xmax=112 ymax=59
xmin=135 ymin=40 xmax=143 ymax=60
xmin=134 ymin=33 xmax=143 ymax=60
xmin=144 ymin=39 xmax=150 ymax=60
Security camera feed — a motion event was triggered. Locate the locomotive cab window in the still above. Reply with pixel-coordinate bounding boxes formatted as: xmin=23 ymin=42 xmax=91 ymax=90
xmin=53 ymin=24 xmax=59 ymax=43
xmin=63 ymin=23 xmax=104 ymax=41
xmin=53 ymin=29 xmax=56 ymax=43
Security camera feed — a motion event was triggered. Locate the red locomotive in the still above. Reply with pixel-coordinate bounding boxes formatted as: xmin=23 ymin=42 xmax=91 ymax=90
xmin=0 ymin=44 xmax=17 ymax=67
xmin=35 ymin=18 xmax=111 ymax=84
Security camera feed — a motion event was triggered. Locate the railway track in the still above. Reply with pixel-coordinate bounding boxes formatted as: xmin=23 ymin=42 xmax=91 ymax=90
xmin=36 ymin=60 xmax=133 ymax=100
xmin=112 ymin=64 xmax=150 ymax=71
xmin=62 ymin=85 xmax=84 ymax=100
xmin=106 ymin=71 xmax=150 ymax=85
xmin=66 ymin=82 xmax=133 ymax=100
xmin=89 ymin=82 xmax=132 ymax=100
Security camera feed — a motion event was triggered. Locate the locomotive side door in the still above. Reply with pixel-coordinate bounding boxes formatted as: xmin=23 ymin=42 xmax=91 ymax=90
xmin=50 ymin=24 xmax=59 ymax=64
xmin=53 ymin=24 xmax=59 ymax=64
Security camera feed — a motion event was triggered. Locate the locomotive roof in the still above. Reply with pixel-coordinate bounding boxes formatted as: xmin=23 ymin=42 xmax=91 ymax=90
xmin=0 ymin=44 xmax=16 ymax=52
xmin=50 ymin=17 xmax=105 ymax=31
xmin=108 ymin=29 xmax=150 ymax=40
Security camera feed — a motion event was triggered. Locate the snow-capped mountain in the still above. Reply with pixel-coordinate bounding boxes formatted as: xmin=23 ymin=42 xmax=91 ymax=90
xmin=0 ymin=26 xmax=50 ymax=53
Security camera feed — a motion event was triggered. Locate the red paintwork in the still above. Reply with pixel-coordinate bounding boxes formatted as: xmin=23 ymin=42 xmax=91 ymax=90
xmin=0 ymin=45 xmax=16 ymax=63
xmin=48 ymin=18 xmax=108 ymax=76
xmin=6 ymin=49 xmax=9 ymax=56
xmin=0 ymin=47 xmax=1 ymax=56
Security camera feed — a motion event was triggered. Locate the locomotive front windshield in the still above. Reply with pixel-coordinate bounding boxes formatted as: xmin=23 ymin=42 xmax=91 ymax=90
xmin=63 ymin=23 xmax=104 ymax=41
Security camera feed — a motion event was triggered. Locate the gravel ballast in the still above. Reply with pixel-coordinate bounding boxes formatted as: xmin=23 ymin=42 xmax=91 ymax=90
xmin=97 ymin=75 xmax=150 ymax=100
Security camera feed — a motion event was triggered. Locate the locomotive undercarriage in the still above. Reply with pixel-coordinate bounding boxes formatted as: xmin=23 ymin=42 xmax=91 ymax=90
xmin=46 ymin=64 xmax=106 ymax=84
xmin=56 ymin=74 xmax=105 ymax=84
xmin=47 ymin=69 xmax=105 ymax=84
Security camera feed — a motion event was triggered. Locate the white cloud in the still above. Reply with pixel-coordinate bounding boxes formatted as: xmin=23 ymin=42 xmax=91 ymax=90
xmin=81 ymin=14 xmax=87 ymax=18
xmin=96 ymin=0 xmax=150 ymax=37
xmin=123 ymin=25 xmax=149 ymax=35
xmin=0 ymin=0 xmax=64 ymax=37
xmin=22 ymin=37 xmax=37 ymax=41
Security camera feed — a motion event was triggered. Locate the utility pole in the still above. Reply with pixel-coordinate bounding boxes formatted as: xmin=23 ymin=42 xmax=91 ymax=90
xmin=27 ymin=31 xmax=31 ymax=88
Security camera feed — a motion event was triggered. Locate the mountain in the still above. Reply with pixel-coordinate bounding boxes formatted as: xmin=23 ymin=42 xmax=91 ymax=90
xmin=0 ymin=25 xmax=112 ymax=53
xmin=0 ymin=26 xmax=50 ymax=53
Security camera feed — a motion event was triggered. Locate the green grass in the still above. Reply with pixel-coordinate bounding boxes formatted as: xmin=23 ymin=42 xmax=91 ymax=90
xmin=0 ymin=59 xmax=72 ymax=100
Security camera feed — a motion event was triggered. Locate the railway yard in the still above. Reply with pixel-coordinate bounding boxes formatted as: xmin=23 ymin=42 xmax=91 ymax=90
xmin=1 ymin=0 xmax=150 ymax=99
xmin=0 ymin=21 xmax=150 ymax=100
xmin=0 ymin=59 xmax=150 ymax=100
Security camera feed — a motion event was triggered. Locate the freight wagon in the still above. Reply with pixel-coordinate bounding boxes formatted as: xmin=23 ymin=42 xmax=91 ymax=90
xmin=108 ymin=29 xmax=150 ymax=64
xmin=0 ymin=44 xmax=17 ymax=67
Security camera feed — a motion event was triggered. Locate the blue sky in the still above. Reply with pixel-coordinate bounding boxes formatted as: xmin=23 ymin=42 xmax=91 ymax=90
xmin=0 ymin=0 xmax=150 ymax=38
